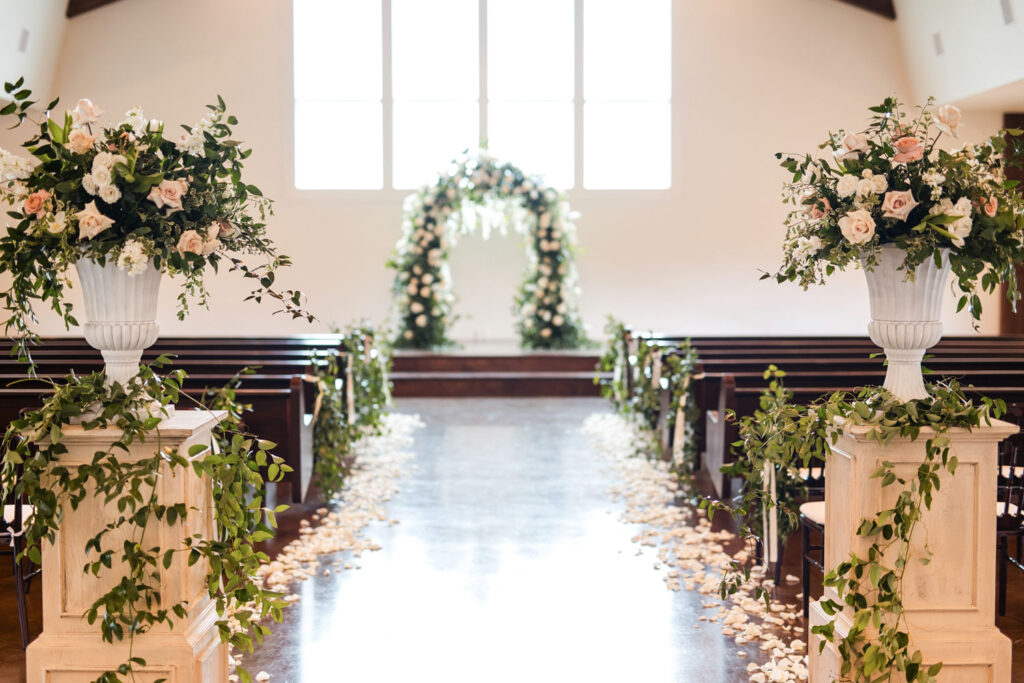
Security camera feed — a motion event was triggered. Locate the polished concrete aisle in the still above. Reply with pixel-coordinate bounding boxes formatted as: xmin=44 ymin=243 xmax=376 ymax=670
xmin=244 ymin=398 xmax=753 ymax=683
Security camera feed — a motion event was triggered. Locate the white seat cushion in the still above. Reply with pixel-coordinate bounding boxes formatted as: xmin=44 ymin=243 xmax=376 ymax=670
xmin=997 ymin=501 xmax=1021 ymax=517
xmin=799 ymin=500 xmax=825 ymax=525
xmin=2 ymin=504 xmax=33 ymax=525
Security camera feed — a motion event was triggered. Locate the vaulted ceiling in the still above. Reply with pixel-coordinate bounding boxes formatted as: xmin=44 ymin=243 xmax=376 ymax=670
xmin=835 ymin=0 xmax=896 ymax=19
xmin=66 ymin=0 xmax=122 ymax=18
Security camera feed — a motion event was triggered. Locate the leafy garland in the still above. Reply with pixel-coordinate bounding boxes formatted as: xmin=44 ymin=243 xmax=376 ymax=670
xmin=387 ymin=152 xmax=587 ymax=349
xmin=1 ymin=359 xmax=290 ymax=683
xmin=595 ymin=318 xmax=701 ymax=476
xmin=705 ymin=372 xmax=1006 ymax=683
xmin=309 ymin=324 xmax=393 ymax=500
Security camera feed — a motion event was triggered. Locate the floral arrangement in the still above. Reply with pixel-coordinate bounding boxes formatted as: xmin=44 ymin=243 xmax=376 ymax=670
xmin=0 ymin=78 xmax=311 ymax=365
xmin=387 ymin=152 xmax=587 ymax=349
xmin=773 ymin=97 xmax=1024 ymax=321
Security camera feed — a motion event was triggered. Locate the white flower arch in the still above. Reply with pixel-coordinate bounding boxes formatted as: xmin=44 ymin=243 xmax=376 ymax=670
xmin=388 ymin=152 xmax=587 ymax=349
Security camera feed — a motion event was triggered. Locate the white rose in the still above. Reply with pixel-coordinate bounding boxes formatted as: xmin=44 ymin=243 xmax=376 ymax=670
xmin=410 ymin=302 xmax=424 ymax=314
xmin=82 ymin=174 xmax=99 ymax=196
xmin=71 ymin=98 xmax=104 ymax=127
xmin=552 ymin=315 xmax=564 ymax=326
xmin=540 ymin=328 xmax=552 ymax=338
xmin=871 ymin=174 xmax=887 ymax=194
xmin=419 ymin=286 xmax=431 ymax=297
xmin=835 ymin=174 xmax=858 ymax=198
xmin=406 ymin=282 xmax=418 ymax=295
xmin=538 ymin=212 xmax=551 ymax=229
xmin=415 ymin=314 xmax=428 ymax=327
xmin=427 ymin=249 xmax=442 ymax=267
xmin=403 ymin=330 xmax=414 ymax=340
xmin=855 ymin=178 xmax=875 ymax=197
xmin=837 ymin=209 xmax=876 ymax=245
xmin=92 ymin=152 xmax=114 ymax=171
xmin=99 ymin=183 xmax=121 ymax=204
xmin=91 ymin=165 xmax=112 ymax=187
xmin=935 ymin=104 xmax=961 ymax=138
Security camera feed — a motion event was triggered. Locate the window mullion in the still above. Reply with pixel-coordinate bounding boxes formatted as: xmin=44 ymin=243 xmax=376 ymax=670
xmin=574 ymin=0 xmax=584 ymax=190
xmin=479 ymin=0 xmax=487 ymax=148
xmin=383 ymin=0 xmax=394 ymax=189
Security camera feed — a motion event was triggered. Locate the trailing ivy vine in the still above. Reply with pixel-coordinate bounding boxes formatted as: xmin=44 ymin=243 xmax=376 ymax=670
xmin=1 ymin=359 xmax=292 ymax=683
xmin=703 ymin=369 xmax=1006 ymax=683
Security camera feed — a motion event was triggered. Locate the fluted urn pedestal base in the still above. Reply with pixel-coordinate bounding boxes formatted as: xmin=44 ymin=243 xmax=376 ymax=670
xmin=808 ymin=420 xmax=1017 ymax=682
xmin=863 ymin=245 xmax=951 ymax=402
xmin=25 ymin=410 xmax=227 ymax=683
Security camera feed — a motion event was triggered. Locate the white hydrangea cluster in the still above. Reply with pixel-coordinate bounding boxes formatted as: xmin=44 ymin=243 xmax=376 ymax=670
xmin=116 ymin=238 xmax=149 ymax=276
xmin=0 ymin=146 xmax=34 ymax=182
xmin=175 ymin=114 xmax=217 ymax=157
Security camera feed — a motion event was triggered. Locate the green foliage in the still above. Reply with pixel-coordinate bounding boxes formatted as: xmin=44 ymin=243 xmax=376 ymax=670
xmin=388 ymin=152 xmax=588 ymax=350
xmin=0 ymin=359 xmax=292 ymax=683
xmin=595 ymin=318 xmax=701 ymax=476
xmin=309 ymin=324 xmax=393 ymax=500
xmin=0 ymin=79 xmax=313 ymax=369
xmin=595 ymin=317 xmax=630 ymax=409
xmin=703 ymin=372 xmax=1005 ymax=682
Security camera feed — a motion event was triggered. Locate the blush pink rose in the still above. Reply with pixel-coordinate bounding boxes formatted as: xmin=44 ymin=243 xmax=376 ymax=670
xmin=147 ymin=179 xmax=188 ymax=214
xmin=985 ymin=196 xmax=998 ymax=218
xmin=838 ymin=209 xmax=876 ymax=245
xmin=810 ymin=196 xmax=832 ymax=219
xmin=22 ymin=189 xmax=50 ymax=218
xmin=176 ymin=229 xmax=204 ymax=256
xmin=843 ymin=132 xmax=869 ymax=154
xmin=893 ymin=136 xmax=924 ymax=163
xmin=880 ymin=190 xmax=919 ymax=222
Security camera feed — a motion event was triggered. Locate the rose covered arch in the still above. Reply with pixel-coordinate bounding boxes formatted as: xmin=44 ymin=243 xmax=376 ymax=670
xmin=388 ymin=152 xmax=588 ymax=349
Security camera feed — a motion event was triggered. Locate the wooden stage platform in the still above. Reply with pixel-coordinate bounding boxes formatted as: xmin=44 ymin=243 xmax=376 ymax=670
xmin=391 ymin=345 xmax=603 ymax=397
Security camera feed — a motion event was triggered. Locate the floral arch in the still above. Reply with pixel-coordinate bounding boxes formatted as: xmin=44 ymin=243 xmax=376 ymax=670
xmin=389 ymin=153 xmax=588 ymax=349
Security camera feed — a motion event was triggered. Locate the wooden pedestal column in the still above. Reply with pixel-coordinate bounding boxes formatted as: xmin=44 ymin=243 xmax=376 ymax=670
xmin=809 ymin=420 xmax=1018 ymax=682
xmin=26 ymin=410 xmax=228 ymax=683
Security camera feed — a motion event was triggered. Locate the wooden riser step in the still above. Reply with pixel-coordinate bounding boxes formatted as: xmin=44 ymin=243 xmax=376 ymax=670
xmin=391 ymin=371 xmax=605 ymax=397
xmin=390 ymin=350 xmax=604 ymax=397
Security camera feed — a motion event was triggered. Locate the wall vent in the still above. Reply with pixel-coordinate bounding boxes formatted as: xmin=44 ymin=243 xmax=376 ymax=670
xmin=17 ymin=28 xmax=29 ymax=54
xmin=1002 ymin=0 xmax=1015 ymax=24
xmin=932 ymin=32 xmax=944 ymax=56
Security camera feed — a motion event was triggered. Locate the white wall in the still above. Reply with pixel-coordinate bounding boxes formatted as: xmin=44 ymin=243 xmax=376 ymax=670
xmin=895 ymin=0 xmax=1024 ymax=105
xmin=0 ymin=0 xmax=65 ymax=97
xmin=0 ymin=0 xmax=1009 ymax=340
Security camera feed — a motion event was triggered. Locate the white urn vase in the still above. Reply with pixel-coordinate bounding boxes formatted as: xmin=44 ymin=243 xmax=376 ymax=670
xmin=76 ymin=257 xmax=161 ymax=386
xmin=862 ymin=244 xmax=951 ymax=402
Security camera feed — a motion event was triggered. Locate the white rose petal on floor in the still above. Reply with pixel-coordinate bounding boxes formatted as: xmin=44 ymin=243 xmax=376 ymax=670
xmin=582 ymin=412 xmax=810 ymax=683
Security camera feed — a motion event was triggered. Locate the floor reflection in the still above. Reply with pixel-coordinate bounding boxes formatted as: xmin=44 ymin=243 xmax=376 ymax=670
xmin=243 ymin=398 xmax=751 ymax=683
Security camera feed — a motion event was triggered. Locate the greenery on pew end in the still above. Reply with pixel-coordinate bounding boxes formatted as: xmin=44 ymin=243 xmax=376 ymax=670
xmin=595 ymin=317 xmax=701 ymax=477
xmin=309 ymin=323 xmax=393 ymax=500
xmin=702 ymin=367 xmax=1006 ymax=683
xmin=0 ymin=357 xmax=291 ymax=683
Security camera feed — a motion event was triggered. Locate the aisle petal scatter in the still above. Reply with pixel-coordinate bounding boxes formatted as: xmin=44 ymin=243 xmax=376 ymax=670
xmin=582 ymin=413 xmax=809 ymax=683
xmin=228 ymin=413 xmax=424 ymax=681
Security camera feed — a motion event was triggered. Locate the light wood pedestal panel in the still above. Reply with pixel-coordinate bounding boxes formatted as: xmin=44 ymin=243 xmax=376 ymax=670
xmin=809 ymin=420 xmax=1018 ymax=682
xmin=26 ymin=410 xmax=228 ymax=683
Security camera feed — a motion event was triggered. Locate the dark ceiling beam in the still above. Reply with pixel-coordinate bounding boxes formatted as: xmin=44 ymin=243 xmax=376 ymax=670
xmin=834 ymin=0 xmax=897 ymax=20
xmin=66 ymin=0 xmax=124 ymax=18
